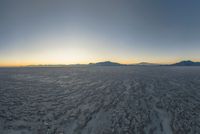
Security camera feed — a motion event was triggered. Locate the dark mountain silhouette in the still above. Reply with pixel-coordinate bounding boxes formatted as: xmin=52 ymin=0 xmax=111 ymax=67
xmin=136 ymin=62 xmax=159 ymax=66
xmin=89 ymin=61 xmax=160 ymax=66
xmin=89 ymin=61 xmax=124 ymax=66
xmin=171 ymin=60 xmax=200 ymax=66
xmin=24 ymin=60 xmax=200 ymax=67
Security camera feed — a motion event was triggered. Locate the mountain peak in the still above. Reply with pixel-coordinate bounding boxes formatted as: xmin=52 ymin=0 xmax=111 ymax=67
xmin=89 ymin=61 xmax=123 ymax=66
xmin=172 ymin=60 xmax=200 ymax=66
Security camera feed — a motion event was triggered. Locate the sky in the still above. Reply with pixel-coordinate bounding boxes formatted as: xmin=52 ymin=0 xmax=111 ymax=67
xmin=0 ymin=0 xmax=200 ymax=66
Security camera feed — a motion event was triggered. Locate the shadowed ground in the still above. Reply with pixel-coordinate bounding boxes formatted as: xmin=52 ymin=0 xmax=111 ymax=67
xmin=0 ymin=66 xmax=200 ymax=134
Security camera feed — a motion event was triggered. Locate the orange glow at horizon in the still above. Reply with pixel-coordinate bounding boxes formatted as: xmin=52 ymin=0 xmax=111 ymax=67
xmin=0 ymin=38 xmax=199 ymax=67
xmin=1 ymin=57 xmax=200 ymax=67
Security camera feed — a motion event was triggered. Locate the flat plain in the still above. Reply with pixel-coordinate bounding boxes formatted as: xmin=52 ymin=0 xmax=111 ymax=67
xmin=0 ymin=66 xmax=200 ymax=134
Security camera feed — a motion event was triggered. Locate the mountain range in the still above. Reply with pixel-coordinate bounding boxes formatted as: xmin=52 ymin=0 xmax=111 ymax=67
xmin=90 ymin=60 xmax=200 ymax=66
xmin=171 ymin=60 xmax=200 ymax=66
xmin=24 ymin=60 xmax=200 ymax=67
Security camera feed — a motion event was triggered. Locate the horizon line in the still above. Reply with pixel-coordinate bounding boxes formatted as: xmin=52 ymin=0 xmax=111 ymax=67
xmin=0 ymin=60 xmax=199 ymax=67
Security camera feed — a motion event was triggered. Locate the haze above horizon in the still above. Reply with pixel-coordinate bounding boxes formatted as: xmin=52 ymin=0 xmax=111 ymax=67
xmin=1 ymin=0 xmax=200 ymax=66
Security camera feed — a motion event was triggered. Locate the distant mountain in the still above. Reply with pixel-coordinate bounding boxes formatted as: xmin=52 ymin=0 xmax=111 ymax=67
xmin=136 ymin=62 xmax=159 ymax=66
xmin=24 ymin=60 xmax=200 ymax=67
xmin=89 ymin=61 xmax=124 ymax=66
xmin=171 ymin=60 xmax=200 ymax=66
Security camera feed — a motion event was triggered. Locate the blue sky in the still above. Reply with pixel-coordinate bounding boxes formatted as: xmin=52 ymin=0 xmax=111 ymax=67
xmin=0 ymin=0 xmax=200 ymax=66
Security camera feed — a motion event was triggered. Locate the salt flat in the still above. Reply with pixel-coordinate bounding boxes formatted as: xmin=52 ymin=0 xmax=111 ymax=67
xmin=0 ymin=66 xmax=200 ymax=134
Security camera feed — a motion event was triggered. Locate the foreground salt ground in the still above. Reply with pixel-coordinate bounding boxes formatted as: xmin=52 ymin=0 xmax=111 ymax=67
xmin=0 ymin=66 xmax=200 ymax=134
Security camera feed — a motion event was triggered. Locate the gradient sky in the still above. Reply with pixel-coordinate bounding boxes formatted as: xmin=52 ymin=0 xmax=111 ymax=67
xmin=1 ymin=0 xmax=200 ymax=66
